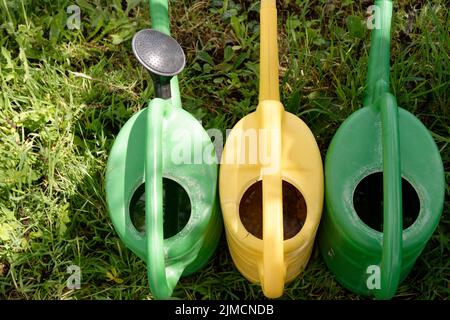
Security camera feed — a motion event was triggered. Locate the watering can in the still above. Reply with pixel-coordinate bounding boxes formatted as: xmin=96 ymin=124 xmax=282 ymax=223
xmin=105 ymin=0 xmax=222 ymax=299
xmin=318 ymin=0 xmax=445 ymax=299
xmin=219 ymin=0 xmax=324 ymax=298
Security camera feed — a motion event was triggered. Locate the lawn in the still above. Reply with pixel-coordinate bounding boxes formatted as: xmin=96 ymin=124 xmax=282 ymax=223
xmin=0 ymin=0 xmax=448 ymax=299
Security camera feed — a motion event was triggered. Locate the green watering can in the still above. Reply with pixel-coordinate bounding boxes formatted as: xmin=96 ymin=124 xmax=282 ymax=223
xmin=105 ymin=0 xmax=222 ymax=299
xmin=318 ymin=0 xmax=445 ymax=299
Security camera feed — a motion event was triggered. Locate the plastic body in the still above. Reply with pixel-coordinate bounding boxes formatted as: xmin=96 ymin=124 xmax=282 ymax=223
xmin=105 ymin=0 xmax=221 ymax=299
xmin=318 ymin=0 xmax=445 ymax=299
xmin=219 ymin=0 xmax=323 ymax=298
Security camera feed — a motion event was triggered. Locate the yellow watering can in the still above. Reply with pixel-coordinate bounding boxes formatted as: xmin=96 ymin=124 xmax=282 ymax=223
xmin=219 ymin=0 xmax=324 ymax=298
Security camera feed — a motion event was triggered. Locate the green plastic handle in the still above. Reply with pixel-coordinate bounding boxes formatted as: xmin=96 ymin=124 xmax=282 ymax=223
xmin=149 ymin=0 xmax=182 ymax=108
xmin=145 ymin=99 xmax=184 ymax=299
xmin=145 ymin=0 xmax=183 ymax=298
xmin=378 ymin=91 xmax=402 ymax=299
xmin=145 ymin=99 xmax=169 ymax=298
xmin=366 ymin=0 xmax=402 ymax=299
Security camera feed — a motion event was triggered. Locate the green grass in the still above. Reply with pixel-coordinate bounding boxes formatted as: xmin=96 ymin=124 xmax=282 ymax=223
xmin=0 ymin=0 xmax=448 ymax=300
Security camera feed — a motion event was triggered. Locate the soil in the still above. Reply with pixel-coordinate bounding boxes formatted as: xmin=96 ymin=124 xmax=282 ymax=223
xmin=239 ymin=180 xmax=307 ymax=240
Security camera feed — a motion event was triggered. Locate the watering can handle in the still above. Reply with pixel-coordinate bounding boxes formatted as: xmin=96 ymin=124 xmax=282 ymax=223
xmin=261 ymin=175 xmax=285 ymax=298
xmin=145 ymin=100 xmax=182 ymax=299
xmin=259 ymin=101 xmax=286 ymax=298
xmin=258 ymin=1 xmax=285 ymax=297
xmin=149 ymin=0 xmax=182 ymax=108
xmin=365 ymin=0 xmax=402 ymax=299
xmin=377 ymin=90 xmax=403 ymax=299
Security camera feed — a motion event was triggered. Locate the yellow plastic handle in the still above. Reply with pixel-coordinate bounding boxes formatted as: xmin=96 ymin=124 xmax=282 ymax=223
xmin=259 ymin=0 xmax=280 ymax=102
xmin=261 ymin=174 xmax=285 ymax=298
xmin=258 ymin=100 xmax=285 ymax=298
xmin=258 ymin=0 xmax=285 ymax=298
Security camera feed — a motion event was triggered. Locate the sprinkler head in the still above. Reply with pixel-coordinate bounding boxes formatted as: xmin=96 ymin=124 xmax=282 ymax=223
xmin=132 ymin=29 xmax=186 ymax=99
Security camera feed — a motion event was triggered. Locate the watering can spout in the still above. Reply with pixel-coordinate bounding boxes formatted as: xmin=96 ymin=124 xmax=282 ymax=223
xmin=132 ymin=29 xmax=186 ymax=100
xmin=149 ymin=0 xmax=170 ymax=35
xmin=365 ymin=0 xmax=392 ymax=108
xmin=259 ymin=0 xmax=280 ymax=102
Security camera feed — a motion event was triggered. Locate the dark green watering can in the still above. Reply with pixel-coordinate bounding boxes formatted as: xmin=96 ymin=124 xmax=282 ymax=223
xmin=105 ymin=0 xmax=222 ymax=299
xmin=318 ymin=0 xmax=445 ymax=299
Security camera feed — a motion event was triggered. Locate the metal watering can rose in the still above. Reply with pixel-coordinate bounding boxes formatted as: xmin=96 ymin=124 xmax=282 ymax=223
xmin=105 ymin=0 xmax=222 ymax=299
xmin=219 ymin=0 xmax=324 ymax=298
xmin=318 ymin=0 xmax=445 ymax=299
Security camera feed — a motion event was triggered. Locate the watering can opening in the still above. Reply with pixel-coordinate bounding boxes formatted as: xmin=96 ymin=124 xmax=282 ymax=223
xmin=239 ymin=180 xmax=307 ymax=240
xmin=129 ymin=178 xmax=191 ymax=239
xmin=353 ymin=172 xmax=420 ymax=232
